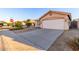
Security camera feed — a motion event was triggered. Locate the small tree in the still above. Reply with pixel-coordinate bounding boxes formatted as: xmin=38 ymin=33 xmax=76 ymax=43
xmin=15 ymin=21 xmax=23 ymax=28
xmin=24 ymin=19 xmax=32 ymax=27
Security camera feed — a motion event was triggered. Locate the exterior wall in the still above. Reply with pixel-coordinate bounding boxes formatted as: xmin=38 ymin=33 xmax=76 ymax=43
xmin=64 ymin=20 xmax=69 ymax=30
xmin=40 ymin=13 xmax=69 ymax=21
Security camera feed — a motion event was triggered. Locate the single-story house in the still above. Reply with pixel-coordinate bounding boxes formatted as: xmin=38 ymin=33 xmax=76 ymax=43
xmin=39 ymin=10 xmax=71 ymax=30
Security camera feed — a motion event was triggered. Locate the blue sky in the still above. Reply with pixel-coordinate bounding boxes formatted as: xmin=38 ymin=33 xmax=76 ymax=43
xmin=0 ymin=8 xmax=79 ymax=21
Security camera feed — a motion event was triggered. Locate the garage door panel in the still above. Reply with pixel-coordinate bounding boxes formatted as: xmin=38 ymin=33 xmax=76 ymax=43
xmin=42 ymin=19 xmax=65 ymax=29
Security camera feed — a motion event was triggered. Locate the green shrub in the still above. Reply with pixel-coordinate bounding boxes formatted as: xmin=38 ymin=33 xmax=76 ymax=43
xmin=14 ymin=27 xmax=23 ymax=30
xmin=9 ymin=27 xmax=23 ymax=30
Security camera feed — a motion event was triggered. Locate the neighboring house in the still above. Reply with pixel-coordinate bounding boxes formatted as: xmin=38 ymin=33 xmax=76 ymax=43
xmin=72 ymin=18 xmax=79 ymax=29
xmin=76 ymin=18 xmax=79 ymax=29
xmin=39 ymin=10 xmax=71 ymax=30
xmin=35 ymin=20 xmax=40 ymax=27
xmin=70 ymin=20 xmax=77 ymax=29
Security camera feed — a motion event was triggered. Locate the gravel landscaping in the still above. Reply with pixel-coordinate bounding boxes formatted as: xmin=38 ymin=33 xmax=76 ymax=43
xmin=48 ymin=29 xmax=79 ymax=51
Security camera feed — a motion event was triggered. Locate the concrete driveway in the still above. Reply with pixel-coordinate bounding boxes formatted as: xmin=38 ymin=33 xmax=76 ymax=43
xmin=0 ymin=29 xmax=64 ymax=50
xmin=18 ymin=29 xmax=64 ymax=50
